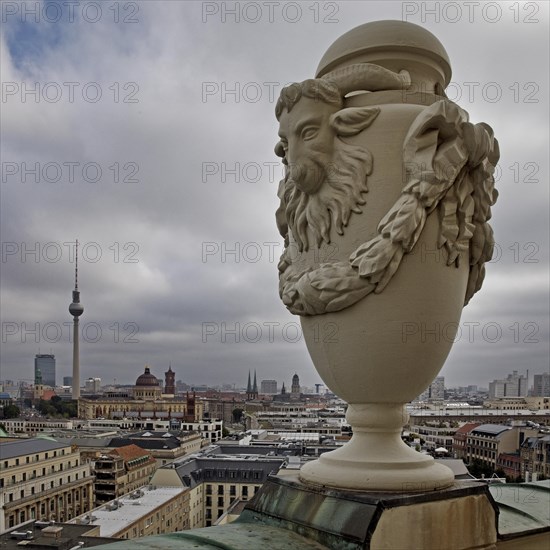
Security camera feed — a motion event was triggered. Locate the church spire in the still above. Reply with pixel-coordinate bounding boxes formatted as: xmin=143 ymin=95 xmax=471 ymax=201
xmin=253 ymin=370 xmax=258 ymax=393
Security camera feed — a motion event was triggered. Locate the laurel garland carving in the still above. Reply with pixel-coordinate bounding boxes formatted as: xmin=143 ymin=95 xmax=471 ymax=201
xmin=278 ymin=99 xmax=499 ymax=315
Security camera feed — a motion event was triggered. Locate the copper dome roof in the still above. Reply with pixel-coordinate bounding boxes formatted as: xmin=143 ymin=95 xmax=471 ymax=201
xmin=135 ymin=367 xmax=159 ymax=387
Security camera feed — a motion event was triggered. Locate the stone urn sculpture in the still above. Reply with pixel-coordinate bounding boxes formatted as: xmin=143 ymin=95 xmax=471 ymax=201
xmin=275 ymin=21 xmax=499 ymax=491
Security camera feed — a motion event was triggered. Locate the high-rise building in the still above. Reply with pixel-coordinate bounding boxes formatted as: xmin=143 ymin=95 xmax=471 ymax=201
xmin=416 ymin=376 xmax=445 ymax=401
xmin=34 ymin=354 xmax=55 ymax=387
xmin=533 ymin=373 xmax=550 ymax=397
xmin=63 ymin=376 xmax=73 ymax=386
xmin=84 ymin=377 xmax=101 ymax=393
xmin=69 ymin=240 xmax=84 ymax=399
xmin=261 ymin=379 xmax=278 ymax=394
xmin=489 ymin=371 xmax=528 ymax=398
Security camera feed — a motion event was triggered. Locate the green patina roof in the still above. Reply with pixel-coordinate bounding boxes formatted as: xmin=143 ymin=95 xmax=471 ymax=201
xmin=489 ymin=480 xmax=550 ymax=537
xmin=95 ymin=521 xmax=330 ymax=550
xmin=94 ymin=476 xmax=549 ymax=549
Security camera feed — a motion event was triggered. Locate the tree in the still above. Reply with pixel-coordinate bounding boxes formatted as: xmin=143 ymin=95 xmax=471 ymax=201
xmin=232 ymin=408 xmax=244 ymax=423
xmin=1 ymin=404 xmax=21 ymax=419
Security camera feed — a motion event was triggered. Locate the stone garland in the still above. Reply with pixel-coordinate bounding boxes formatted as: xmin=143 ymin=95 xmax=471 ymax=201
xmin=278 ymin=100 xmax=499 ymax=316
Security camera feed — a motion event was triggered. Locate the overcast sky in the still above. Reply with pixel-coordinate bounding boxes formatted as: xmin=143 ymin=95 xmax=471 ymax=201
xmin=1 ymin=1 xmax=548 ymax=391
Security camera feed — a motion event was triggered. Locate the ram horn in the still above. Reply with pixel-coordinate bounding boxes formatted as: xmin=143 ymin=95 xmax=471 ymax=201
xmin=321 ymin=63 xmax=411 ymax=95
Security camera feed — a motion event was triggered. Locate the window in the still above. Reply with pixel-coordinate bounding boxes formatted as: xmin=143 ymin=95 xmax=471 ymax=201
xmin=218 ymin=496 xmax=224 ymax=507
xmin=218 ymin=485 xmax=224 ymax=495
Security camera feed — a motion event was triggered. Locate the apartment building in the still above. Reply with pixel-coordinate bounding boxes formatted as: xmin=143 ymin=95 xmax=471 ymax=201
xmin=151 ymin=446 xmax=286 ymax=528
xmin=533 ymin=373 xmax=550 ymax=397
xmin=105 ymin=431 xmax=203 ymax=466
xmin=69 ymin=485 xmax=189 ymax=539
xmin=521 ymin=435 xmax=550 ymax=480
xmin=93 ymin=444 xmax=157 ymax=506
xmin=0 ymin=438 xmax=93 ymax=532
xmin=2 ymin=418 xmax=74 ymax=434
xmin=409 ymin=423 xmax=458 ymax=452
xmin=465 ymin=424 xmax=537 ymax=469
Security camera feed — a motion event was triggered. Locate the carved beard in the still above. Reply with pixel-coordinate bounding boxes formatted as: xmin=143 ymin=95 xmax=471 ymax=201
xmin=280 ymin=140 xmax=373 ymax=251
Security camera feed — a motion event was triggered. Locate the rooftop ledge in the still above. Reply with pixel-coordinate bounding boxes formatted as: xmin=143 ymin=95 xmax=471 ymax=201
xmin=95 ymin=474 xmax=550 ymax=549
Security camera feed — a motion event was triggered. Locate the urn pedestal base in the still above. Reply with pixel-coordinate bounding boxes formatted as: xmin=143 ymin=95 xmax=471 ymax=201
xmin=299 ymin=403 xmax=454 ymax=492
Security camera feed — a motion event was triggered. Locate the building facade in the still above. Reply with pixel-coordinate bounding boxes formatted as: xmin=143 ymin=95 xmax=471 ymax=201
xmin=85 ymin=378 xmax=102 ymax=393
xmin=151 ymin=448 xmax=285 ymax=528
xmin=416 ymin=376 xmax=445 ymax=401
xmin=521 ymin=435 xmax=550 ymax=481
xmin=260 ymin=380 xmax=278 ymax=394
xmin=69 ymin=486 xmax=189 ymax=539
xmin=78 ymin=367 xmax=203 ymax=421
xmin=164 ymin=366 xmax=176 ymax=395
xmin=0 ymin=438 xmax=93 ymax=532
xmin=533 ymin=373 xmax=550 ymax=397
xmin=291 ymin=374 xmax=300 ymax=396
xmin=93 ymin=444 xmax=157 ymax=506
xmin=465 ymin=424 xmax=537 ymax=470
xmin=488 ymin=370 xmax=528 ymax=398
xmin=34 ymin=354 xmax=56 ymax=387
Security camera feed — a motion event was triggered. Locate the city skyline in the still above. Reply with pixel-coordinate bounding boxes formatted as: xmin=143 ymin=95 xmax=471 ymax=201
xmin=1 ymin=2 xmax=549 ymax=389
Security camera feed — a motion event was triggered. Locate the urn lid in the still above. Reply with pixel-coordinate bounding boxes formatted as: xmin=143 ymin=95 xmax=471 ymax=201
xmin=316 ymin=20 xmax=452 ymax=90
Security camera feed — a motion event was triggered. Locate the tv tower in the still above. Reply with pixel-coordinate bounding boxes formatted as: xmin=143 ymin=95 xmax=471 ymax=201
xmin=69 ymin=240 xmax=84 ymax=399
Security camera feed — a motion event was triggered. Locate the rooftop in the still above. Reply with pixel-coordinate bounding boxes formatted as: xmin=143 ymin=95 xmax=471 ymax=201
xmin=470 ymin=424 xmax=513 ymax=436
xmin=0 ymin=438 xmax=68 ymax=460
xmin=489 ymin=480 xmax=550 ymax=537
xmin=69 ymin=486 xmax=185 ymax=538
xmin=0 ymin=521 xmax=115 ymax=549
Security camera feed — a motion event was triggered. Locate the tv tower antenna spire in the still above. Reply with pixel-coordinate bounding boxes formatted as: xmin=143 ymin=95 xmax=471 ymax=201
xmin=69 ymin=239 xmax=84 ymax=400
